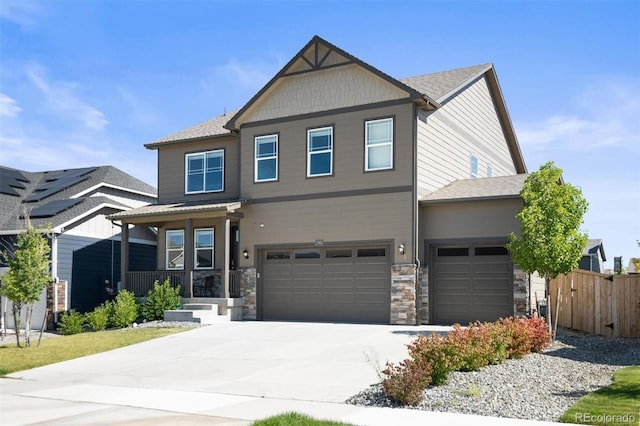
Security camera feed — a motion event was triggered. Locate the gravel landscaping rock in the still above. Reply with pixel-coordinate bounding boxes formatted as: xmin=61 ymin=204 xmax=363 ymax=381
xmin=346 ymin=328 xmax=640 ymax=422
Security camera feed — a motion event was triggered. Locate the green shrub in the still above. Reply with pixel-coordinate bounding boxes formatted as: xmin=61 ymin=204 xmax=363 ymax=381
xmin=446 ymin=322 xmax=498 ymax=371
xmin=408 ymin=332 xmax=459 ymax=386
xmin=141 ymin=278 xmax=181 ymax=321
xmin=57 ymin=309 xmax=85 ymax=335
xmin=85 ymin=302 xmax=111 ymax=331
xmin=382 ymin=358 xmax=432 ymax=406
xmin=111 ymin=290 xmax=139 ymax=328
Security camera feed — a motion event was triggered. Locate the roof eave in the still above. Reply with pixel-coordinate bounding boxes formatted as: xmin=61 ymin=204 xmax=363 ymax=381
xmin=420 ymin=194 xmax=522 ymax=205
xmin=145 ymin=131 xmax=236 ymax=150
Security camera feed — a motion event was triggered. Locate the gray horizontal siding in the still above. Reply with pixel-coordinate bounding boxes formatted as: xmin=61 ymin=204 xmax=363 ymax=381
xmin=417 ymin=76 xmax=517 ymax=197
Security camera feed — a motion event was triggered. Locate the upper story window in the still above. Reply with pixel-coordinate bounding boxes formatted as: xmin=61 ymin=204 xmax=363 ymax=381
xmin=255 ymin=134 xmax=278 ymax=182
xmin=166 ymin=230 xmax=184 ymax=270
xmin=307 ymin=126 xmax=333 ymax=177
xmin=487 ymin=164 xmax=493 ymax=177
xmin=195 ymin=228 xmax=214 ymax=269
xmin=365 ymin=118 xmax=393 ymax=171
xmin=185 ymin=150 xmax=224 ymax=194
xmin=470 ymin=154 xmax=479 ymax=179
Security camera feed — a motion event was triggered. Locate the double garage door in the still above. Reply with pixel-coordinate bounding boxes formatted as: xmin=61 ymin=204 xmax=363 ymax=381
xmin=260 ymin=245 xmax=390 ymax=323
xmin=431 ymin=245 xmax=513 ymax=325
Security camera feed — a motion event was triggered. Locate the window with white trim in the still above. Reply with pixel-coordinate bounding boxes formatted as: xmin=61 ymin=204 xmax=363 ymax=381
xmin=255 ymin=134 xmax=278 ymax=182
xmin=194 ymin=228 xmax=214 ymax=269
xmin=365 ymin=118 xmax=393 ymax=171
xmin=166 ymin=230 xmax=184 ymax=270
xmin=185 ymin=150 xmax=224 ymax=194
xmin=470 ymin=154 xmax=479 ymax=179
xmin=307 ymin=127 xmax=333 ymax=177
xmin=487 ymin=164 xmax=493 ymax=177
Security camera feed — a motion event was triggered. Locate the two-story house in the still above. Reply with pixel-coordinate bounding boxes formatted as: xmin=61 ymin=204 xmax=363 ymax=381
xmin=110 ymin=36 xmax=530 ymax=325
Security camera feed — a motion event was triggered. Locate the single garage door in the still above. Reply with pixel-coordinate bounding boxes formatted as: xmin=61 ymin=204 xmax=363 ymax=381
xmin=261 ymin=246 xmax=390 ymax=323
xmin=431 ymin=245 xmax=513 ymax=324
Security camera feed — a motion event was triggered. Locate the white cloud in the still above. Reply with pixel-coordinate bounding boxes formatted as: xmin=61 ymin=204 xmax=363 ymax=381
xmin=25 ymin=63 xmax=109 ymax=130
xmin=0 ymin=1 xmax=44 ymax=29
xmin=0 ymin=93 xmax=21 ymax=117
xmin=218 ymin=58 xmax=273 ymax=90
xmin=517 ymin=79 xmax=640 ymax=154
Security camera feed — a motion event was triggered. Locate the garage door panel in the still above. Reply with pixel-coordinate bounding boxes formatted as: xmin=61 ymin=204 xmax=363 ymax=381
xmin=436 ymin=263 xmax=472 ymax=274
xmin=474 ymin=262 xmax=511 ymax=274
xmin=355 ymin=262 xmax=387 ymax=274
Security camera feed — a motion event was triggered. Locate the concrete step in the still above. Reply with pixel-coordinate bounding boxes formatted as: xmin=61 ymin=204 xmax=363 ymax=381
xmin=182 ymin=303 xmax=218 ymax=311
xmin=164 ymin=303 xmax=228 ymax=324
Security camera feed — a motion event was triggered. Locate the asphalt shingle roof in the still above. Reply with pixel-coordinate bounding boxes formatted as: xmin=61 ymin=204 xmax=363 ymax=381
xmin=145 ymin=110 xmax=240 ymax=148
xmin=146 ymin=61 xmax=492 ymax=146
xmin=0 ymin=165 xmax=156 ymax=232
xmin=420 ymin=174 xmax=528 ymax=203
xmin=400 ymin=63 xmax=492 ymax=103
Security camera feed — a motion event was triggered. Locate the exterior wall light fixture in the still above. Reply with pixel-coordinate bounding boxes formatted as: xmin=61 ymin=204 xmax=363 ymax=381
xmin=398 ymin=244 xmax=405 ymax=255
xmin=243 ymin=249 xmax=249 ymax=259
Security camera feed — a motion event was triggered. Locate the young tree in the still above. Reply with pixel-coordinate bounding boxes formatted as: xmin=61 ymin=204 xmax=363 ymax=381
xmin=0 ymin=225 xmax=51 ymax=347
xmin=507 ymin=162 xmax=589 ymax=329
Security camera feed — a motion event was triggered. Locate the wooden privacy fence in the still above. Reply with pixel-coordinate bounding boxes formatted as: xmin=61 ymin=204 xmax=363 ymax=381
xmin=550 ymin=270 xmax=640 ymax=338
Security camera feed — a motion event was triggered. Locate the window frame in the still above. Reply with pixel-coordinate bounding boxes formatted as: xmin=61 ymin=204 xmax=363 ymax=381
xmin=194 ymin=228 xmax=214 ymax=270
xmin=470 ymin=154 xmax=479 ymax=179
xmin=185 ymin=149 xmax=225 ymax=194
xmin=306 ymin=126 xmax=334 ymax=178
xmin=365 ymin=117 xmax=394 ymax=172
xmin=487 ymin=164 xmax=493 ymax=178
xmin=254 ymin=134 xmax=279 ymax=183
xmin=166 ymin=230 xmax=185 ymax=270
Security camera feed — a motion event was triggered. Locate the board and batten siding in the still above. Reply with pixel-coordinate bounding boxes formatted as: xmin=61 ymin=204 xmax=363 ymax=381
xmin=240 ymin=103 xmax=414 ymax=200
xmin=156 ymin=135 xmax=239 ymax=204
xmin=239 ymin=191 xmax=414 ymax=267
xmin=416 ymin=75 xmax=517 ymax=197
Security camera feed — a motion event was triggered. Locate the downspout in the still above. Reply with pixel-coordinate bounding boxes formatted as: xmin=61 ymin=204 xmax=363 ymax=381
xmin=50 ymin=233 xmax=59 ymax=323
xmin=412 ymin=102 xmax=419 ymax=325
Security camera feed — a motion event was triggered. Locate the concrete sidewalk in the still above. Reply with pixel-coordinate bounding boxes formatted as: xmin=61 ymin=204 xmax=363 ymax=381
xmin=0 ymin=322 xmax=565 ymax=425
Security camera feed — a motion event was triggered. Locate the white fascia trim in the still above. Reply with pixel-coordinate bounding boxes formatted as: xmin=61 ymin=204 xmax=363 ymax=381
xmin=71 ymin=183 xmax=157 ymax=199
xmin=53 ymin=203 xmax=127 ymax=233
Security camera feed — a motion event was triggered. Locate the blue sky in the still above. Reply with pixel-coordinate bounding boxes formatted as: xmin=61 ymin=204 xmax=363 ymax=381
xmin=1 ymin=0 xmax=638 ymax=268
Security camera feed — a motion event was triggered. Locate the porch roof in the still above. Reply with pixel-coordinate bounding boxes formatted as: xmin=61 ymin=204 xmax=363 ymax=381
xmin=108 ymin=200 xmax=243 ymax=224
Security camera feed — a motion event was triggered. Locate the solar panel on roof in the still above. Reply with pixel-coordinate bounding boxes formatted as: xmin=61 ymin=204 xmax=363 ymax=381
xmin=24 ymin=167 xmax=96 ymax=202
xmin=0 ymin=167 xmax=30 ymax=197
xmin=27 ymin=199 xmax=84 ymax=218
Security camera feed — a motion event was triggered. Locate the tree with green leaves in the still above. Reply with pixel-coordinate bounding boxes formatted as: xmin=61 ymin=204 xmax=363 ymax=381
xmin=0 ymin=225 xmax=52 ymax=347
xmin=507 ymin=161 xmax=589 ymax=328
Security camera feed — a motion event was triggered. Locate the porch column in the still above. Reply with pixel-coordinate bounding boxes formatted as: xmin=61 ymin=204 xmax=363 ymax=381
xmin=184 ymin=219 xmax=194 ymax=298
xmin=224 ymin=216 xmax=231 ymax=298
xmin=120 ymin=223 xmax=129 ymax=290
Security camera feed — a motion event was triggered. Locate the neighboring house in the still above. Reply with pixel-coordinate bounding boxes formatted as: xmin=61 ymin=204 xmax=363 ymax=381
xmin=0 ymin=165 xmax=157 ymax=329
xmin=110 ymin=35 xmax=533 ymax=325
xmin=578 ymin=239 xmax=606 ymax=273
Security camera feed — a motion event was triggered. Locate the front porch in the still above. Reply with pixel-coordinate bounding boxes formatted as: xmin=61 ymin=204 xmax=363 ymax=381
xmin=109 ymin=200 xmax=247 ymax=320
xmin=126 ymin=269 xmax=242 ymax=298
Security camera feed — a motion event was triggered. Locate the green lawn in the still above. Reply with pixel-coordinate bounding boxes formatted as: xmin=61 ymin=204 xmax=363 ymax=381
xmin=561 ymin=366 xmax=640 ymax=425
xmin=0 ymin=328 xmax=186 ymax=376
xmin=251 ymin=412 xmax=355 ymax=426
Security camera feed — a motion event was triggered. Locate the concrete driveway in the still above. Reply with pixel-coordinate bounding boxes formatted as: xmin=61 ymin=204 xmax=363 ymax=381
xmin=2 ymin=322 xmax=466 ymax=425
xmin=6 ymin=322 xmax=448 ymax=403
